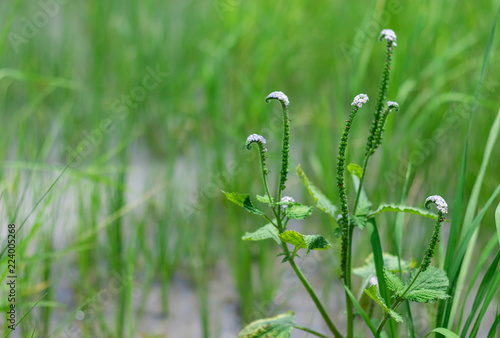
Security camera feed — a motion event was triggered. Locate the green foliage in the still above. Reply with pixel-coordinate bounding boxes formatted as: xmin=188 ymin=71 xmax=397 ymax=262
xmin=496 ymin=202 xmax=500 ymax=246
xmin=222 ymin=191 xmax=265 ymax=216
xmin=284 ymin=204 xmax=313 ymax=220
xmin=242 ymin=223 xmax=280 ymax=244
xmin=384 ymin=269 xmax=405 ymax=294
xmin=347 ymin=163 xmax=363 ymax=179
xmin=279 ymin=230 xmax=332 ymax=254
xmin=364 ymin=285 xmax=403 ymax=323
xmin=238 ymin=311 xmax=295 ymax=338
xmin=354 ymin=253 xmax=415 ymax=288
xmin=350 ymin=215 xmax=367 ymax=229
xmin=402 ymin=268 xmax=450 ymax=303
xmin=296 ymin=165 xmax=338 ymax=218
xmin=256 ymin=194 xmax=274 ymax=204
xmin=367 ymin=203 xmax=444 ymax=220
xmin=351 ymin=174 xmax=372 ymax=215
xmin=424 ymin=328 xmax=461 ymax=338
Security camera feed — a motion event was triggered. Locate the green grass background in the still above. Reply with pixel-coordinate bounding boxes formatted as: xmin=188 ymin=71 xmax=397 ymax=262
xmin=0 ymin=0 xmax=499 ymax=337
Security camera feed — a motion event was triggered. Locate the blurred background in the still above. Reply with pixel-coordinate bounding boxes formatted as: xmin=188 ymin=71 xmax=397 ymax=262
xmin=0 ymin=0 xmax=499 ymax=337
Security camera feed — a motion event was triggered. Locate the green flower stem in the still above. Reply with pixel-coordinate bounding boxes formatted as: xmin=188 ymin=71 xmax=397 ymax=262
xmin=260 ymin=152 xmax=279 ymax=222
xmin=366 ymin=41 xmax=394 ymax=156
xmin=336 ymin=105 xmax=360 ymax=338
xmin=377 ymin=214 xmax=445 ymax=334
xmin=293 ymin=324 xmax=331 ymax=338
xmin=352 ymin=155 xmax=370 ymax=214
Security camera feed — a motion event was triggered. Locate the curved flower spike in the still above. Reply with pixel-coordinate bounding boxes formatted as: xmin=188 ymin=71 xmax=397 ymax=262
xmin=280 ymin=196 xmax=295 ymax=209
xmin=265 ymin=91 xmax=290 ymax=107
xmin=425 ymin=195 xmax=448 ymax=215
xmin=351 ymin=94 xmax=369 ymax=108
xmin=265 ymin=91 xmax=291 ymax=193
xmin=387 ymin=101 xmax=399 ymax=112
xmin=246 ymin=133 xmax=269 ymax=175
xmin=246 ymin=133 xmax=267 ymax=151
xmin=379 ymin=29 xmax=397 ymax=46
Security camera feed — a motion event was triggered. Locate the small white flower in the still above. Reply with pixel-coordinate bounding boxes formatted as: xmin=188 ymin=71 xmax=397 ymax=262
xmin=387 ymin=101 xmax=399 ymax=112
xmin=266 ymin=91 xmax=290 ymax=107
xmin=280 ymin=196 xmax=295 ymax=209
xmin=379 ymin=29 xmax=397 ymax=46
xmin=336 ymin=214 xmax=343 ymax=221
xmin=351 ymin=94 xmax=369 ymax=108
xmin=425 ymin=195 xmax=448 ymax=215
xmin=369 ymin=276 xmax=378 ymax=286
xmin=246 ymin=134 xmax=267 ymax=151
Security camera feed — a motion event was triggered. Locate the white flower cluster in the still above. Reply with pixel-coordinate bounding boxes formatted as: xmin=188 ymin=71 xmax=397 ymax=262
xmin=425 ymin=195 xmax=448 ymax=215
xmin=246 ymin=134 xmax=267 ymax=151
xmin=379 ymin=29 xmax=397 ymax=46
xmin=266 ymin=91 xmax=290 ymax=107
xmin=351 ymin=94 xmax=369 ymax=108
xmin=387 ymin=101 xmax=399 ymax=111
xmin=280 ymin=196 xmax=295 ymax=209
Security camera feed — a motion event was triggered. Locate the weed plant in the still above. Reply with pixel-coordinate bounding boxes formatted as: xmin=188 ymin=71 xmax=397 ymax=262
xmin=225 ymin=28 xmax=500 ymax=338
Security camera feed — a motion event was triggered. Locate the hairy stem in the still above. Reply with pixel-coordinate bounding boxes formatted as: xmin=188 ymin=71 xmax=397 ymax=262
xmin=282 ymin=243 xmax=343 ymax=338
xmin=277 ymin=216 xmax=342 ymax=338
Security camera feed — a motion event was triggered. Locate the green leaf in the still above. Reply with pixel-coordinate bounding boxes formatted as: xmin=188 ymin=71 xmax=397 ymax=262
xmin=238 ymin=311 xmax=295 ymax=338
xmin=284 ymin=204 xmax=313 ymax=220
xmin=351 ymin=215 xmax=368 ymax=229
xmin=496 ymin=202 xmax=500 ymax=247
xmin=347 ymin=163 xmax=363 ymax=178
xmin=279 ymin=230 xmax=307 ymax=249
xmin=384 ymin=269 xmax=405 ymax=294
xmin=353 ymin=250 xmax=414 ymax=308
xmin=256 ymin=194 xmax=274 ymax=204
xmin=424 ymin=328 xmax=461 ymax=338
xmin=279 ymin=230 xmax=332 ymax=254
xmin=296 ymin=165 xmax=338 ymax=218
xmin=222 ymin=191 xmax=265 ymax=215
xmin=242 ymin=223 xmax=280 ymax=244
xmin=402 ymin=267 xmax=450 ymax=303
xmin=367 ymin=203 xmax=445 ymax=221
xmin=364 ymin=285 xmax=403 ymax=323
xmin=303 ymin=235 xmax=332 ymax=252
xmin=354 ymin=253 xmax=415 ymax=293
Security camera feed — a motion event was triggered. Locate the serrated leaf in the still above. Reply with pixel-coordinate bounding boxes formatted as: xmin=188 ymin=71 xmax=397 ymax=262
xmin=402 ymin=267 xmax=450 ymax=303
xmin=279 ymin=230 xmax=307 ymax=249
xmin=242 ymin=223 xmax=280 ymax=244
xmin=334 ymin=226 xmax=343 ymax=238
xmin=279 ymin=230 xmax=331 ymax=254
xmin=284 ymin=204 xmax=313 ymax=220
xmin=238 ymin=311 xmax=295 ymax=338
xmin=384 ymin=269 xmax=405 ymax=293
xmin=256 ymin=194 xmax=274 ymax=204
xmin=351 ymin=215 xmax=368 ymax=229
xmin=222 ymin=191 xmax=265 ymax=215
xmin=296 ymin=165 xmax=338 ymax=218
xmin=347 ymin=163 xmax=363 ymax=178
xmin=303 ymin=234 xmax=332 ymax=252
xmin=364 ymin=285 xmax=403 ymax=323
xmin=367 ymin=203 xmax=447 ymax=221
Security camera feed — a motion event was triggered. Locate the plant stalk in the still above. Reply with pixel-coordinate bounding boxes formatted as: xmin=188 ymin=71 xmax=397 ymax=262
xmin=279 ymin=239 xmax=342 ymax=338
